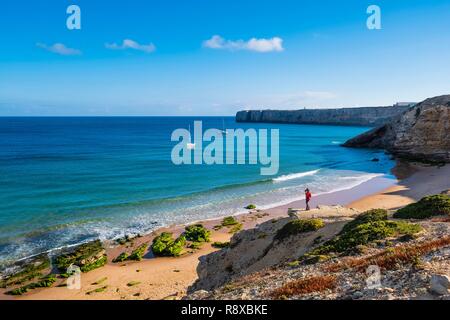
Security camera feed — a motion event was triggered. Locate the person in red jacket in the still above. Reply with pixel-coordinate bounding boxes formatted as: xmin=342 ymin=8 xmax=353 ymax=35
xmin=305 ymin=188 xmax=312 ymax=211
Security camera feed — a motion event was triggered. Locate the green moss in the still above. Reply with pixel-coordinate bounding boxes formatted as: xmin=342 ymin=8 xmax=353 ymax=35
xmin=184 ymin=224 xmax=211 ymax=242
xmin=91 ymin=277 xmax=108 ymax=285
xmin=86 ymin=285 xmax=108 ymax=295
xmin=127 ymin=281 xmax=141 ymax=287
xmin=188 ymin=242 xmax=202 ymax=250
xmin=340 ymin=209 xmax=388 ymax=234
xmin=393 ymin=195 xmax=450 ymax=219
xmin=245 ymin=204 xmax=257 ymax=210
xmin=221 ymin=216 xmax=239 ymax=226
xmin=212 ymin=241 xmax=230 ymax=249
xmin=112 ymin=252 xmax=129 ymax=263
xmin=54 ymin=240 xmax=106 ymax=272
xmin=275 ymin=218 xmax=325 ymax=241
xmin=5 ymin=274 xmax=57 ymax=296
xmin=0 ymin=255 xmax=50 ymax=288
xmin=128 ymin=243 xmax=148 ymax=261
xmin=80 ymin=255 xmax=107 ymax=272
xmin=151 ymin=232 xmax=186 ymax=257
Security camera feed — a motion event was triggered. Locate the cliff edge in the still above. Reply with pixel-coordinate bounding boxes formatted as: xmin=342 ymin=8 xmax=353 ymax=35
xmin=343 ymin=95 xmax=450 ymax=163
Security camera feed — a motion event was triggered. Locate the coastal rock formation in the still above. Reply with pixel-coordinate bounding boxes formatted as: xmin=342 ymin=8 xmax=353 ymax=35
xmin=344 ymin=95 xmax=450 ymax=163
xmin=236 ymin=105 xmax=411 ymax=126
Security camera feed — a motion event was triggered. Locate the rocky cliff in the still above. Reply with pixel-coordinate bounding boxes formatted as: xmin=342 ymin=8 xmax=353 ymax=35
xmin=344 ymin=95 xmax=450 ymax=163
xmin=236 ymin=105 xmax=411 ymax=127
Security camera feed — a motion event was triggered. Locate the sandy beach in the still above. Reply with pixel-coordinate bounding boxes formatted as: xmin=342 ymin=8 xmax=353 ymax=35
xmin=2 ymin=162 xmax=449 ymax=300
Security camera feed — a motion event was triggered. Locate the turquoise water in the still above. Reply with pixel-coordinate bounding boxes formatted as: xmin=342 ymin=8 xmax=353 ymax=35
xmin=0 ymin=117 xmax=394 ymax=265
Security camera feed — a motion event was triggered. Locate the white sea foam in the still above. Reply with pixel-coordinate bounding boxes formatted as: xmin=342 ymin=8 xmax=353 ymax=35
xmin=273 ymin=169 xmax=320 ymax=182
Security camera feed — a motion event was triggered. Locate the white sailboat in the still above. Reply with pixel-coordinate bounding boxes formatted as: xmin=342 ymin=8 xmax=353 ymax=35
xmin=187 ymin=124 xmax=195 ymax=150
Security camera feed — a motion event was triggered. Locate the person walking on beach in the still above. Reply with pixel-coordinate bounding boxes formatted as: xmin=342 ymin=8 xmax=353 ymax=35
xmin=305 ymin=188 xmax=312 ymax=211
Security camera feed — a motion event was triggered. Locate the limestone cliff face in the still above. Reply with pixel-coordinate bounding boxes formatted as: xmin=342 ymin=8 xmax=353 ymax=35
xmin=236 ymin=105 xmax=410 ymax=127
xmin=344 ymin=95 xmax=450 ymax=163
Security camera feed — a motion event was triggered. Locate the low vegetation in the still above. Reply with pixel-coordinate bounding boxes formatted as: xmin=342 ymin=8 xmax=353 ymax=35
xmin=340 ymin=209 xmax=387 ymax=234
xmin=212 ymin=241 xmax=230 ymax=249
xmin=151 ymin=232 xmax=186 ymax=257
xmin=393 ymin=194 xmax=450 ymax=219
xmin=275 ymin=218 xmax=325 ymax=241
xmin=127 ymin=281 xmax=141 ymax=287
xmin=221 ymin=216 xmax=239 ymax=226
xmin=269 ymin=275 xmax=337 ymax=299
xmin=184 ymin=224 xmax=211 ymax=242
xmin=327 ymin=236 xmax=450 ymax=273
xmin=305 ymin=209 xmax=421 ymax=259
xmin=228 ymin=223 xmax=243 ymax=234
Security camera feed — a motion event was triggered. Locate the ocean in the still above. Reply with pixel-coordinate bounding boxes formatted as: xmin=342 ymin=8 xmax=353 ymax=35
xmin=0 ymin=116 xmax=395 ymax=266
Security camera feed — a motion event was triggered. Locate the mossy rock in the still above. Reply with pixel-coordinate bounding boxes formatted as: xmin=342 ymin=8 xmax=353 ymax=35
xmin=340 ymin=209 xmax=388 ymax=234
xmin=245 ymin=204 xmax=257 ymax=210
xmin=54 ymin=240 xmax=106 ymax=273
xmin=188 ymin=242 xmax=202 ymax=250
xmin=151 ymin=232 xmax=186 ymax=257
xmin=112 ymin=252 xmax=129 ymax=263
xmin=212 ymin=241 xmax=230 ymax=249
xmin=184 ymin=224 xmax=211 ymax=243
xmin=275 ymin=218 xmax=325 ymax=241
xmin=393 ymin=194 xmax=450 ymax=219
xmin=0 ymin=254 xmax=50 ymax=288
xmin=128 ymin=243 xmax=149 ymax=261
xmin=221 ymin=216 xmax=239 ymax=226
xmin=228 ymin=223 xmax=243 ymax=234
xmin=5 ymin=274 xmax=57 ymax=295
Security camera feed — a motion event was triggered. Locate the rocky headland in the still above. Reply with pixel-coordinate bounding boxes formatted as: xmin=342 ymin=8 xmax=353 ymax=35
xmin=343 ymin=95 xmax=450 ymax=163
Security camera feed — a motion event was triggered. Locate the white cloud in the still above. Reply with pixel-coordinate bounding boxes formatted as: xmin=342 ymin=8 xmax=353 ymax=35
xmin=37 ymin=43 xmax=81 ymax=56
xmin=203 ymin=35 xmax=284 ymax=52
xmin=105 ymin=39 xmax=156 ymax=53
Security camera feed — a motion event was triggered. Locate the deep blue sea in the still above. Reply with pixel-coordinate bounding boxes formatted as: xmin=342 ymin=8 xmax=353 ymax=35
xmin=0 ymin=117 xmax=395 ymax=266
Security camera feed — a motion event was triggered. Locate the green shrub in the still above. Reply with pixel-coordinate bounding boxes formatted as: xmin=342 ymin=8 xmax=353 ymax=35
xmin=275 ymin=218 xmax=325 ymax=241
xmin=309 ymin=220 xmax=421 ymax=256
xmin=151 ymin=232 xmax=186 ymax=257
xmin=341 ymin=209 xmax=388 ymax=234
xmin=393 ymin=195 xmax=450 ymax=219
xmin=184 ymin=224 xmax=211 ymax=242
xmin=212 ymin=241 xmax=230 ymax=249
xmin=222 ymin=216 xmax=239 ymax=226
xmin=229 ymin=223 xmax=243 ymax=234
xmin=245 ymin=204 xmax=257 ymax=210
xmin=128 ymin=243 xmax=148 ymax=261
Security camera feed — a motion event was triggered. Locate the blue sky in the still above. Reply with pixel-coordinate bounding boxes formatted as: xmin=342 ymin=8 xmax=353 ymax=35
xmin=1 ymin=0 xmax=450 ymax=116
